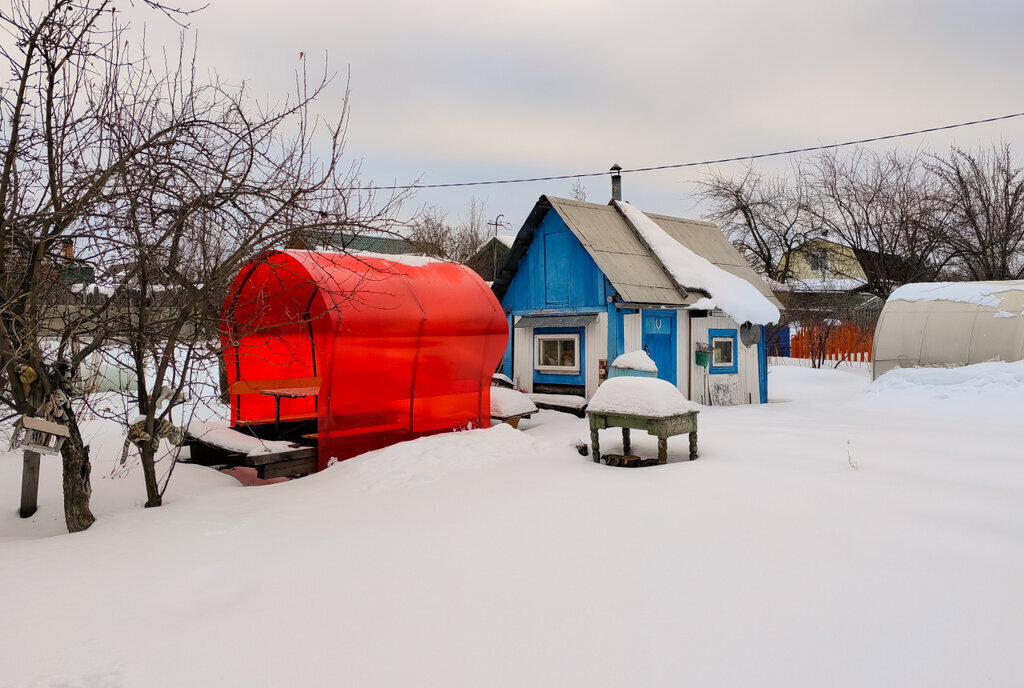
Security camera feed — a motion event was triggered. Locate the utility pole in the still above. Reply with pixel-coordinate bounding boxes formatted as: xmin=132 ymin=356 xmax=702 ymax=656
xmin=488 ymin=214 xmax=505 ymax=281
xmin=487 ymin=214 xmax=504 ymax=238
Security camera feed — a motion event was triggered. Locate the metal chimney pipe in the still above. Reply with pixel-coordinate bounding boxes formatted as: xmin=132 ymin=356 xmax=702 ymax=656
xmin=610 ymin=164 xmax=622 ymax=201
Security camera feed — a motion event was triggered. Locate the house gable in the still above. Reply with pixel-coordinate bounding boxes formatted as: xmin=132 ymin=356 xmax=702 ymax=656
xmin=782 ymin=238 xmax=867 ymax=287
xmin=501 ymin=206 xmax=609 ymax=314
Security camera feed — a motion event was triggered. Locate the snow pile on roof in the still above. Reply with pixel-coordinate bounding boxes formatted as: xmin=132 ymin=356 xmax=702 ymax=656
xmin=786 ymin=277 xmax=868 ymax=293
xmin=186 ymin=421 xmax=299 ymax=457
xmin=887 ymin=281 xmax=1024 ymax=308
xmin=587 ymin=376 xmax=699 ymax=417
xmin=615 ymin=201 xmax=780 ymax=325
xmin=611 ymin=350 xmax=658 ymax=373
xmin=490 ymin=387 xmax=537 ymax=417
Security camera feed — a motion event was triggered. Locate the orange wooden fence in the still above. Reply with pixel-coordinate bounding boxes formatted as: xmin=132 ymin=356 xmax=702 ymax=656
xmin=790 ymin=322 xmax=874 ymax=362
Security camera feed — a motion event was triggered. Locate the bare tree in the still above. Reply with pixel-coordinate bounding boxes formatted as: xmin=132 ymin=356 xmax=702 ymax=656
xmin=569 ymin=178 xmax=587 ymax=202
xmin=699 ymin=164 xmax=817 ymax=284
xmin=0 ymin=0 xmax=187 ymax=531
xmin=929 ymin=144 xmax=1024 ymax=280
xmin=409 ymin=196 xmax=489 ymax=262
xmin=807 ymin=148 xmax=947 ymax=298
xmin=0 ymin=1 xmax=405 ymax=526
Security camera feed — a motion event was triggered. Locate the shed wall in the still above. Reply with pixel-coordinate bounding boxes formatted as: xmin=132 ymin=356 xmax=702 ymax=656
xmin=501 ymin=209 xmax=606 ymax=313
xmin=689 ymin=313 xmax=761 ymax=405
xmin=584 ymin=313 xmax=608 ymax=398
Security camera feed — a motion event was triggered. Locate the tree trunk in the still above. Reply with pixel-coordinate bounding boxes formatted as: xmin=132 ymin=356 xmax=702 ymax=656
xmin=60 ymin=416 xmax=95 ymax=533
xmin=139 ymin=437 xmax=163 ymax=508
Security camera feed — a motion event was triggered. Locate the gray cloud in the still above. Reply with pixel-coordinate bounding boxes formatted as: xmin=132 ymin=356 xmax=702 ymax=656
xmin=124 ymin=0 xmax=1024 ymax=224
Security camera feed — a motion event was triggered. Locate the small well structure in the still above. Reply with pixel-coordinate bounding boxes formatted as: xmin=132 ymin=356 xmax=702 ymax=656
xmin=221 ymin=250 xmax=508 ymax=470
xmin=872 ymin=280 xmax=1024 ymax=380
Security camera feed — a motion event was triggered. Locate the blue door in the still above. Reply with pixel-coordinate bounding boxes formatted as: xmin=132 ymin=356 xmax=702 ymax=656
xmin=642 ymin=311 xmax=677 ymax=386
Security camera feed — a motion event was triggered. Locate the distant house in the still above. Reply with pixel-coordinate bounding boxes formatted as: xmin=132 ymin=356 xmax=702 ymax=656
xmin=492 ymin=188 xmax=781 ymax=406
xmin=774 ymin=237 xmax=919 ymax=329
xmin=465 ymin=234 xmax=516 ymax=282
xmin=779 ymin=237 xmax=936 ymax=298
xmin=288 ymin=231 xmax=418 ymax=255
xmin=778 ymin=238 xmax=868 ymax=293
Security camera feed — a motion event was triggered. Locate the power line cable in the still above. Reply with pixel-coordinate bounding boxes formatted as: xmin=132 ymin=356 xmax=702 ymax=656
xmin=358 ymin=110 xmax=1024 ymax=191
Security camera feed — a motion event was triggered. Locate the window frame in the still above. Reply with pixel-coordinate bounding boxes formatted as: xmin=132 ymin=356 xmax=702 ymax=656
xmin=534 ymin=332 xmax=581 ymax=375
xmin=708 ymin=328 xmax=738 ymax=375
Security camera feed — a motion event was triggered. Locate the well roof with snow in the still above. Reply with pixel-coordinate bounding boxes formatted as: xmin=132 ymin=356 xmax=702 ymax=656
xmin=221 ymin=250 xmax=508 ymax=469
xmin=872 ymin=280 xmax=1024 ymax=380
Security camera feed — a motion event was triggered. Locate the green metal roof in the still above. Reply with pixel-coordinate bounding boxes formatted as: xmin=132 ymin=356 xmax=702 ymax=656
xmin=319 ymin=232 xmax=416 ymax=255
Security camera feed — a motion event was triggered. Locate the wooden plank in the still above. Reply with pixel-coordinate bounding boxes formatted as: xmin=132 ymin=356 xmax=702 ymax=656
xmin=244 ymin=445 xmax=317 ymax=467
xmin=490 ymin=411 xmax=535 ymax=429
xmin=19 ymin=450 xmax=41 ymax=518
xmin=258 ymin=386 xmax=320 ymax=399
xmin=230 ymin=415 xmax=316 ymax=428
xmin=20 ymin=416 xmax=71 ymax=437
xmin=230 ymin=377 xmax=321 ymax=395
xmin=257 ymin=456 xmax=318 ymax=479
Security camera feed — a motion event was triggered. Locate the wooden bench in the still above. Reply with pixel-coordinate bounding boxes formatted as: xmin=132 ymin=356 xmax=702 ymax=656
xmin=230 ymin=377 xmax=321 ymax=431
xmin=490 ymin=411 xmax=535 ymax=429
xmin=244 ymin=445 xmax=318 ymax=480
xmin=229 ymin=377 xmax=322 ymax=396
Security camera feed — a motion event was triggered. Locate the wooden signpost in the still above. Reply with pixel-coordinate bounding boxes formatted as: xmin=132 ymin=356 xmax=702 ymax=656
xmin=12 ymin=415 xmax=71 ymax=518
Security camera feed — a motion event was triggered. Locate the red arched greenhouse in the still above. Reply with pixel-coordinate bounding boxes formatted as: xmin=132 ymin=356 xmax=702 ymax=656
xmin=221 ymin=250 xmax=508 ymax=471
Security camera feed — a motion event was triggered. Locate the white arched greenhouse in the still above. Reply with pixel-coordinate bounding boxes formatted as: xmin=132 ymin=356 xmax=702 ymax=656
xmin=872 ymin=281 xmax=1024 ymax=380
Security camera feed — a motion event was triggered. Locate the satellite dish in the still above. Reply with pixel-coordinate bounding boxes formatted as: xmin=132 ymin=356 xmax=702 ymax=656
xmin=740 ymin=322 xmax=761 ymax=347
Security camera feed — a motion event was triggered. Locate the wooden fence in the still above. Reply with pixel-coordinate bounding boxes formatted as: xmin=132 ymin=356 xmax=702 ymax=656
xmin=790 ymin=322 xmax=874 ymax=362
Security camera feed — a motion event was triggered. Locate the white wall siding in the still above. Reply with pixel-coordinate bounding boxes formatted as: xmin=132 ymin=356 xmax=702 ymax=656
xmin=512 ymin=320 xmax=533 ymax=393
xmin=623 ymin=312 xmax=642 ymax=354
xmin=675 ymin=309 xmax=691 ymax=398
xmin=688 ymin=313 xmax=760 ymax=405
xmin=585 ymin=312 xmax=607 ymax=398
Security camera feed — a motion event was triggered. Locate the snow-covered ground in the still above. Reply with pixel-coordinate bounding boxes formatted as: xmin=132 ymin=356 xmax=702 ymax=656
xmin=3 ymin=362 xmax=1024 ymax=687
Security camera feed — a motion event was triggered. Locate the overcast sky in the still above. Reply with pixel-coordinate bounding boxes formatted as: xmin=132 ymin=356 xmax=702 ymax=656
xmin=137 ymin=0 xmax=1024 ymax=231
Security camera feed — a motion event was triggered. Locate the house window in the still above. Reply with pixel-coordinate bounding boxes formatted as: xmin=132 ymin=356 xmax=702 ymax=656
xmin=535 ymin=333 xmax=580 ymax=374
xmin=708 ymin=328 xmax=738 ymax=375
xmin=807 ymin=250 xmax=830 ymax=274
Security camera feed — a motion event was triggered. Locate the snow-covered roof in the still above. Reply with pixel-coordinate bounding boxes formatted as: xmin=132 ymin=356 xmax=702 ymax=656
xmin=780 ymin=277 xmax=868 ymax=293
xmin=475 ymin=234 xmax=517 ymax=253
xmin=887 ymin=280 xmax=1024 ymax=308
xmin=615 ymin=201 xmax=780 ymax=325
xmin=492 ymin=196 xmax=782 ymax=325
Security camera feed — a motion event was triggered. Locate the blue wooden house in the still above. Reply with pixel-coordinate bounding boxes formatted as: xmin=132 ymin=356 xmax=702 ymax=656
xmin=492 ymin=190 xmax=782 ymax=406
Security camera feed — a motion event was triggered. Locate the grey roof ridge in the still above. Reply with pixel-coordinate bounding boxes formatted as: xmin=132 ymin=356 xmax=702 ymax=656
xmin=493 ymin=194 xmax=713 ymax=306
xmin=609 ymin=200 xmax=707 ymax=305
